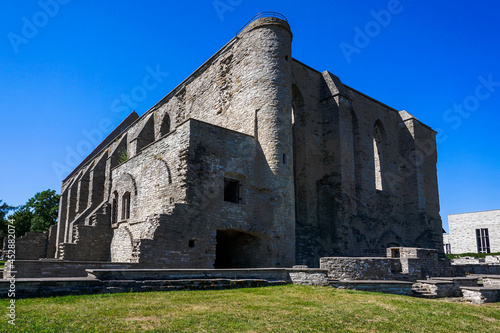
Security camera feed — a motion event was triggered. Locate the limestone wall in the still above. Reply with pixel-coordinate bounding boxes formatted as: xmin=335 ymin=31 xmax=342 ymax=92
xmin=291 ymin=58 xmax=442 ymax=265
xmin=10 ymin=232 xmax=48 ymax=260
xmin=108 ymin=118 xmax=293 ymax=267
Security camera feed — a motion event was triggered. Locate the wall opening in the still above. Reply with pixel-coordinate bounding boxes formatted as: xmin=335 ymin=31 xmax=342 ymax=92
xmin=390 ymin=248 xmax=400 ymax=258
xmin=189 ymin=239 xmax=195 ymax=248
xmin=111 ymin=192 xmax=118 ymax=224
xmin=224 ymin=178 xmax=240 ymax=203
xmin=373 ymin=120 xmax=386 ymax=191
xmin=351 ymin=110 xmax=362 ymax=190
xmin=214 ymin=230 xmax=261 ymax=268
xmin=159 ymin=113 xmax=171 ymax=137
xmin=122 ymin=192 xmax=131 ymax=220
xmin=135 ymin=115 xmax=155 ymax=153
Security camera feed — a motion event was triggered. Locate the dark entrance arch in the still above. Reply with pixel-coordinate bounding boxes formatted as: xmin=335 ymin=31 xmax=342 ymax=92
xmin=214 ymin=229 xmax=262 ymax=268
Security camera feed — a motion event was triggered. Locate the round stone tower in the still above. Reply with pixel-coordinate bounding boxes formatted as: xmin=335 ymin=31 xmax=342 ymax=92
xmin=237 ymin=14 xmax=295 ymax=266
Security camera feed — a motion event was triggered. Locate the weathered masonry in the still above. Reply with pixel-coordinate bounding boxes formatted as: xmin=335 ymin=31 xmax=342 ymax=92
xmin=47 ymin=14 xmax=442 ymax=268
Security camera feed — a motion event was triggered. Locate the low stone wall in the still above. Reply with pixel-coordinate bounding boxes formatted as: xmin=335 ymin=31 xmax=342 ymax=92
xmin=482 ymin=275 xmax=500 ymax=287
xmin=0 ymin=267 xmax=327 ymax=298
xmin=462 ymin=287 xmax=500 ymax=304
xmin=0 ymin=277 xmax=287 ymax=298
xmin=329 ymin=280 xmax=414 ymax=296
xmin=451 ymin=257 xmax=483 ymax=265
xmin=3 ymin=260 xmax=139 ymax=279
xmin=320 ymin=257 xmax=401 ymax=280
xmin=453 ymin=264 xmax=500 ymax=276
xmin=86 ymin=267 xmax=328 ymax=283
xmin=451 ymin=256 xmax=500 ymax=265
xmin=288 ymin=270 xmax=328 ymax=286
xmin=12 ymin=232 xmax=48 ymax=260
xmin=321 ymin=256 xmax=455 ymax=281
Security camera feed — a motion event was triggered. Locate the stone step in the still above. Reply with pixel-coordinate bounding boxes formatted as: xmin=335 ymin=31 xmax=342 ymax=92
xmin=85 ymin=268 xmax=327 ymax=282
xmin=0 ymin=277 xmax=288 ymax=298
xmin=461 ymin=286 xmax=500 ymax=304
xmin=328 ymin=280 xmax=414 ymax=296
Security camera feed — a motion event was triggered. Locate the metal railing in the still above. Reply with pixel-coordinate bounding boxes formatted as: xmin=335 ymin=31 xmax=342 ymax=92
xmin=236 ymin=12 xmax=288 ymax=35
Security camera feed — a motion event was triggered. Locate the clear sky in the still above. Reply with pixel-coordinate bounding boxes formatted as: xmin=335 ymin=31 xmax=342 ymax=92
xmin=1 ymin=0 xmax=499 ymax=232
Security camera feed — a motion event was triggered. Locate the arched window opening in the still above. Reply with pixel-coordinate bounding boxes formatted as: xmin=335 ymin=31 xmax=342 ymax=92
xmin=111 ymin=192 xmax=118 ymax=224
xmin=351 ymin=110 xmax=361 ymax=190
xmin=122 ymin=192 xmax=131 ymax=220
xmin=373 ymin=121 xmax=385 ymax=191
xmin=159 ymin=113 xmax=171 ymax=137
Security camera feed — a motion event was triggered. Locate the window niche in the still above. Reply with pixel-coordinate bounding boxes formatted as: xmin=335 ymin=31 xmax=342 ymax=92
xmin=282 ymin=153 xmax=289 ymax=165
xmin=373 ymin=121 xmax=386 ymax=191
xmin=122 ymin=192 xmax=131 ymax=220
xmin=111 ymin=192 xmax=118 ymax=225
xmin=224 ymin=178 xmax=241 ymax=204
xmin=158 ymin=113 xmax=171 ymax=138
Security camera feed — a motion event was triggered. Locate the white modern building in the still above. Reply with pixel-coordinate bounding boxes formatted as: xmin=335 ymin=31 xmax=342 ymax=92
xmin=447 ymin=209 xmax=500 ymax=254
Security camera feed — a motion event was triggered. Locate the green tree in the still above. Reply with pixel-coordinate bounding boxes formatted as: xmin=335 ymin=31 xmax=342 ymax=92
xmin=8 ymin=206 xmax=34 ymax=238
xmin=0 ymin=200 xmax=15 ymax=245
xmin=9 ymin=190 xmax=60 ymax=238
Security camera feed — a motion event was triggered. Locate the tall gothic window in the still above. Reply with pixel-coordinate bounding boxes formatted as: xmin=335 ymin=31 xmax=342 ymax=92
xmin=111 ymin=192 xmax=118 ymax=224
xmin=373 ymin=121 xmax=385 ymax=191
xmin=351 ymin=110 xmax=361 ymax=189
xmin=159 ymin=113 xmax=171 ymax=137
xmin=122 ymin=192 xmax=131 ymax=220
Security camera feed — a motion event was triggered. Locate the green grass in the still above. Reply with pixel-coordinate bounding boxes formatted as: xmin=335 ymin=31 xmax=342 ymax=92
xmin=0 ymin=261 xmax=4 ymax=269
xmin=445 ymin=252 xmax=500 ymax=259
xmin=1 ymin=285 xmax=499 ymax=332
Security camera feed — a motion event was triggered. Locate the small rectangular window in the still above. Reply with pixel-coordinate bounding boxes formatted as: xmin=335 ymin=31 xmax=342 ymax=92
xmin=224 ymin=178 xmax=240 ymax=203
xmin=476 ymin=228 xmax=490 ymax=253
xmin=189 ymin=239 xmax=195 ymax=248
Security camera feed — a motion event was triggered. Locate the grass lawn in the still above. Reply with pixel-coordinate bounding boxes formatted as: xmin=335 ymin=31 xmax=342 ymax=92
xmin=1 ymin=285 xmax=499 ymax=332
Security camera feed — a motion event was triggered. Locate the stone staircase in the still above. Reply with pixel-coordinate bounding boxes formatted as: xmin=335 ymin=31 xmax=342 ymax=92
xmin=412 ymin=276 xmax=479 ymax=298
xmin=412 ymin=281 xmax=441 ymax=298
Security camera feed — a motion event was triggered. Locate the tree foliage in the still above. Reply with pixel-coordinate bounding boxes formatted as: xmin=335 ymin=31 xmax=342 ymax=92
xmin=7 ymin=190 xmax=60 ymax=238
xmin=0 ymin=200 xmax=15 ymax=243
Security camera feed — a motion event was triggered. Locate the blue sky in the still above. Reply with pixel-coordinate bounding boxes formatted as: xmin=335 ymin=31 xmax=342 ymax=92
xmin=1 ymin=1 xmax=499 ymax=232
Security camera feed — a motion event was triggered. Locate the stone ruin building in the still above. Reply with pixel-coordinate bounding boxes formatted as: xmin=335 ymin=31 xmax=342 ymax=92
xmin=40 ymin=14 xmax=443 ymax=269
